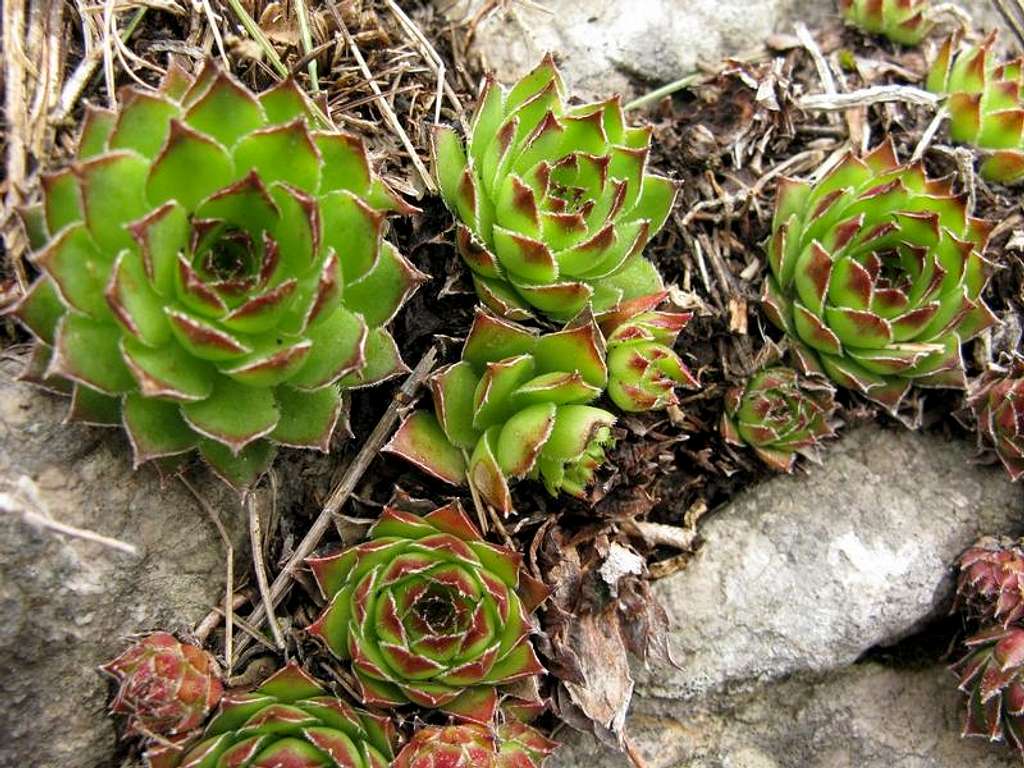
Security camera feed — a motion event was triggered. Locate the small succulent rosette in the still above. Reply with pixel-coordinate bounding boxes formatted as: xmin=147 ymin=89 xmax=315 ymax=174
xmin=150 ymin=663 xmax=398 ymax=768
xmin=927 ymin=32 xmax=1024 ymax=185
xmin=839 ymin=0 xmax=932 ymax=45
xmin=8 ymin=60 xmax=424 ymax=488
xmin=956 ymin=537 xmax=1024 ymax=627
xmin=597 ymin=292 xmax=698 ymax=412
xmin=433 ymin=54 xmax=678 ymax=321
xmin=720 ymin=362 xmax=837 ymax=473
xmin=951 ymin=626 xmax=1024 ymax=752
xmin=969 ymin=357 xmax=1024 ymax=481
xmin=100 ymin=632 xmax=222 ymax=738
xmin=763 ymin=139 xmax=995 ymax=412
xmin=386 ymin=310 xmax=617 ymax=513
xmin=393 ymin=721 xmax=557 ymax=768
xmin=307 ymin=503 xmax=548 ymax=725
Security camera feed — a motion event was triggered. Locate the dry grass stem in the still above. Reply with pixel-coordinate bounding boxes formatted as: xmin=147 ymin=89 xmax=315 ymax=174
xmin=232 ymin=346 xmax=438 ymax=657
xmin=1 ymin=476 xmax=139 ymax=556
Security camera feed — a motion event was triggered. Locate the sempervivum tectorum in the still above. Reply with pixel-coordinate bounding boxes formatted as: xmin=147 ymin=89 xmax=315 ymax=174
xmin=927 ymin=32 xmax=1024 ymax=185
xmin=597 ymin=292 xmax=698 ymax=412
xmin=956 ymin=537 xmax=1024 ymax=627
xmin=149 ymin=663 xmax=398 ymax=768
xmin=763 ymin=139 xmax=995 ymax=412
xmin=393 ymin=721 xmax=557 ymax=768
xmin=951 ymin=625 xmax=1024 ymax=751
xmin=969 ymin=357 xmax=1024 ymax=481
xmin=7 ymin=60 xmax=424 ymax=488
xmin=100 ymin=632 xmax=222 ymax=739
xmin=307 ymin=503 xmax=548 ymax=724
xmin=386 ymin=310 xmax=616 ymax=513
xmin=839 ymin=0 xmax=933 ymax=45
xmin=720 ymin=365 xmax=837 ymax=472
xmin=433 ymin=55 xmax=677 ymax=321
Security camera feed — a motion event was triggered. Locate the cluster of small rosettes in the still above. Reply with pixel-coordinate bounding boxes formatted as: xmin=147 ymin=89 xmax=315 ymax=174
xmin=951 ymin=539 xmax=1024 ymax=755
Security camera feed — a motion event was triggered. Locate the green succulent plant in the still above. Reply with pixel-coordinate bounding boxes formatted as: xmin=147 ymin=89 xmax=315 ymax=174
xmin=927 ymin=31 xmax=1024 ymax=185
xmin=393 ymin=721 xmax=558 ymax=768
xmin=8 ymin=60 xmax=424 ymax=488
xmin=598 ymin=292 xmax=698 ymax=412
xmin=148 ymin=663 xmax=398 ymax=768
xmin=720 ymin=365 xmax=837 ymax=472
xmin=763 ymin=139 xmax=995 ymax=412
xmin=386 ymin=310 xmax=617 ymax=513
xmin=432 ymin=55 xmax=677 ymax=322
xmin=839 ymin=0 xmax=933 ymax=45
xmin=307 ymin=503 xmax=548 ymax=725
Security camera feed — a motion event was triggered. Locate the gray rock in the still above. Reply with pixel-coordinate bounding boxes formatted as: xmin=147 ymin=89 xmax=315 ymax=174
xmin=0 ymin=368 xmax=245 ymax=768
xmin=640 ymin=424 xmax=1021 ymax=702
xmin=550 ymin=424 xmax=1021 ymax=766
xmin=437 ymin=0 xmax=1006 ymax=101
xmin=552 ymin=662 xmax=1020 ymax=768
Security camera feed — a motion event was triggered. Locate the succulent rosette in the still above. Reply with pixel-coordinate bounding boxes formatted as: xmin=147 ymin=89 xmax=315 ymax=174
xmin=969 ymin=358 xmax=1024 ymax=481
xmin=393 ymin=721 xmax=557 ymax=768
xmin=763 ymin=139 xmax=995 ymax=412
xmin=927 ymin=32 xmax=1024 ymax=185
xmin=8 ymin=60 xmax=424 ymax=488
xmin=307 ymin=503 xmax=547 ymax=724
xmin=956 ymin=537 xmax=1024 ymax=627
xmin=951 ymin=625 xmax=1024 ymax=751
xmin=720 ymin=365 xmax=837 ymax=472
xmin=432 ymin=55 xmax=677 ymax=322
xmin=100 ymin=632 xmax=222 ymax=738
xmin=597 ymin=292 xmax=698 ymax=412
xmin=386 ymin=310 xmax=616 ymax=513
xmin=152 ymin=663 xmax=397 ymax=768
xmin=839 ymin=0 xmax=932 ymax=45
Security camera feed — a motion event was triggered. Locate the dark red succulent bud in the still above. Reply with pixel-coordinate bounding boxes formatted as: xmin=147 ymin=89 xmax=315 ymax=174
xmin=956 ymin=537 xmax=1024 ymax=628
xmin=100 ymin=632 xmax=222 ymax=737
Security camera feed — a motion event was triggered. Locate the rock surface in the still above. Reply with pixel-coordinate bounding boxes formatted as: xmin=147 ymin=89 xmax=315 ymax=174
xmin=0 ymin=367 xmax=245 ymax=768
xmin=640 ymin=424 xmax=1021 ymax=701
xmin=437 ymin=0 xmax=1006 ymax=100
xmin=553 ymin=662 xmax=1019 ymax=767
xmin=550 ymin=424 xmax=1021 ymax=766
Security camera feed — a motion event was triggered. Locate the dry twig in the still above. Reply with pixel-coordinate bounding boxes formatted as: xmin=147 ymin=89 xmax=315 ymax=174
xmin=232 ymin=346 xmax=438 ymax=656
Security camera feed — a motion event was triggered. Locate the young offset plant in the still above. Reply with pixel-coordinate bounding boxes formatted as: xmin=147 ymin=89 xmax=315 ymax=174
xmin=148 ymin=663 xmax=398 ymax=768
xmin=950 ymin=626 xmax=1024 ymax=753
xmin=100 ymin=632 xmax=222 ymax=740
xmin=598 ymin=292 xmax=698 ymax=412
xmin=8 ymin=60 xmax=423 ymax=488
xmin=720 ymin=364 xmax=837 ymax=473
xmin=927 ymin=32 xmax=1024 ymax=185
xmin=956 ymin=537 xmax=1024 ymax=628
xmin=386 ymin=310 xmax=617 ymax=513
xmin=763 ymin=139 xmax=995 ymax=412
xmin=839 ymin=0 xmax=933 ymax=45
xmin=968 ymin=357 xmax=1024 ymax=481
xmin=307 ymin=503 xmax=548 ymax=724
xmin=393 ymin=721 xmax=558 ymax=768
xmin=433 ymin=55 xmax=677 ymax=321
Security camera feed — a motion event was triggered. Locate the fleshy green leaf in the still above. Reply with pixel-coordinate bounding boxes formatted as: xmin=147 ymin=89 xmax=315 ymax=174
xmin=182 ymin=376 xmax=280 ymax=452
